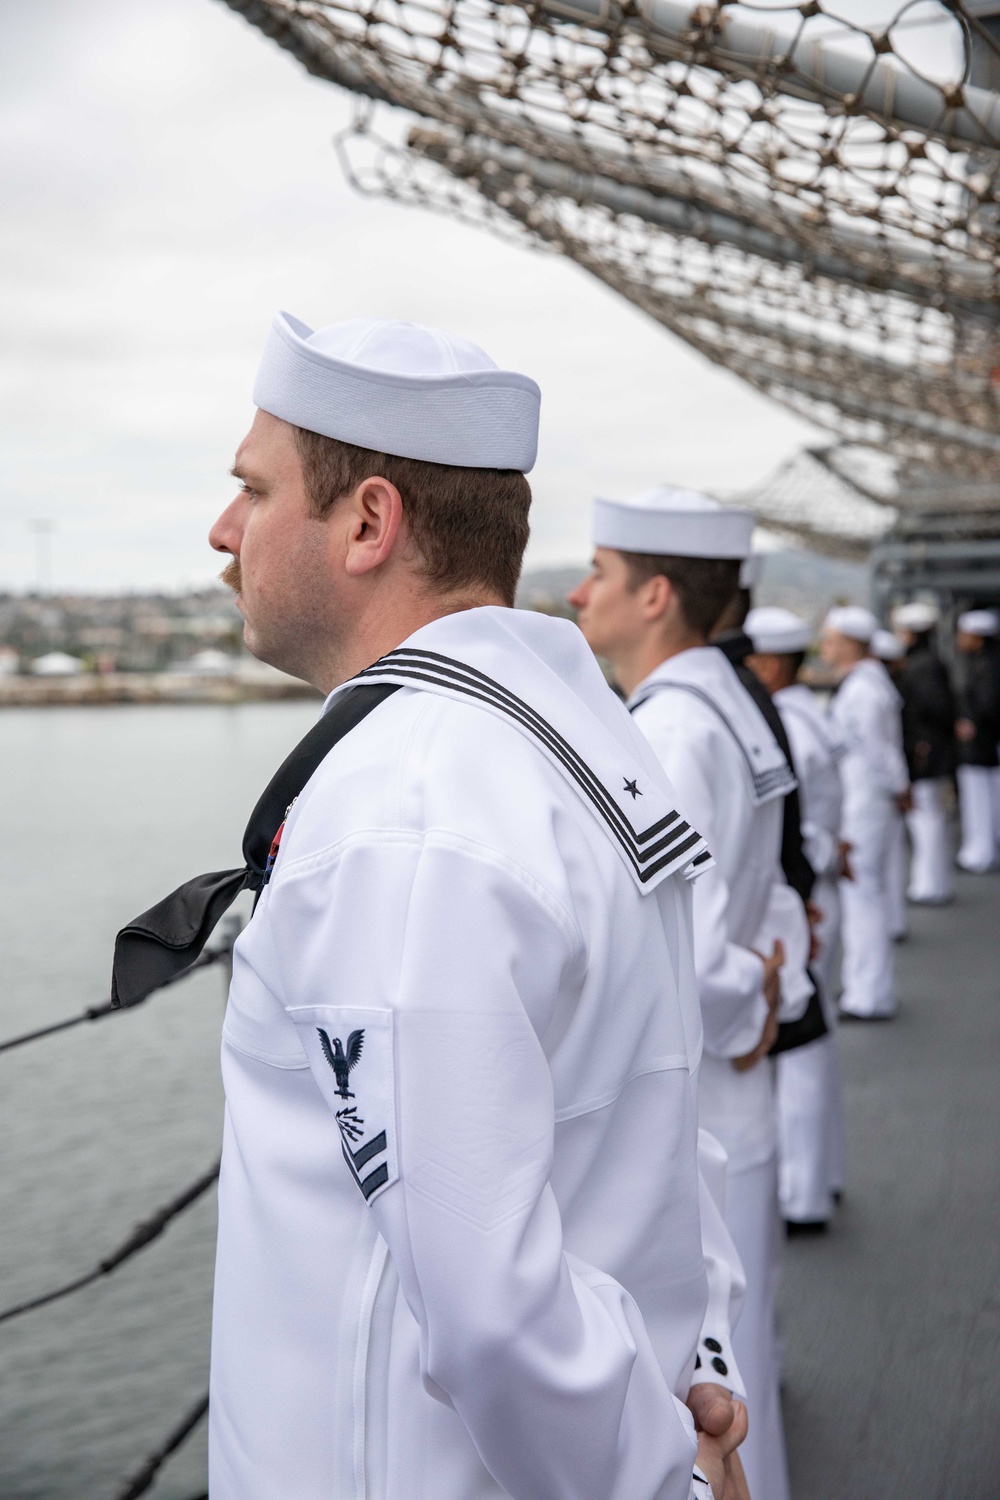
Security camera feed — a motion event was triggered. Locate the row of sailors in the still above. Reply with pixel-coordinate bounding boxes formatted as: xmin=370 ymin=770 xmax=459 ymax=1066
xmin=566 ymin=493 xmax=893 ymax=1500
xmin=567 ymin=503 xmax=1000 ymax=1498
xmin=871 ymin=605 xmax=1000 ymax=883
xmin=565 ymin=497 xmax=1000 ymax=1497
xmin=149 ymin=315 xmax=986 ymax=1500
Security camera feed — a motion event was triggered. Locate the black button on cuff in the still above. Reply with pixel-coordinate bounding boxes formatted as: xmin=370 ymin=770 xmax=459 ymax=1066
xmin=703 ymin=1337 xmax=723 ymax=1353
xmin=694 ymin=1354 xmax=702 ymax=1369
xmin=711 ymin=1356 xmax=729 ymax=1377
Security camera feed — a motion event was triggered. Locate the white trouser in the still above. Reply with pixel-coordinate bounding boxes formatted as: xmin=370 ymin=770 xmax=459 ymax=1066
xmin=812 ymin=876 xmax=846 ymax=1193
xmin=906 ymin=777 xmax=954 ymax=902
xmin=777 ymin=876 xmax=845 ymax=1219
xmin=839 ymin=809 xmax=897 ymax=1017
xmin=885 ymin=809 xmax=907 ymax=939
xmin=957 ymin=764 xmax=997 ymax=872
xmin=810 ymin=875 xmax=841 ymax=1011
xmin=776 ymin=1037 xmax=836 ymax=1223
xmin=726 ymin=1155 xmax=790 ymax=1500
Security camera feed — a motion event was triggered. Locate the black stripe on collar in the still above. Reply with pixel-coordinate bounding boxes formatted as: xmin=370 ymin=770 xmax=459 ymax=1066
xmin=632 ymin=679 xmax=796 ymax=803
xmin=356 ymin=648 xmax=709 ymax=885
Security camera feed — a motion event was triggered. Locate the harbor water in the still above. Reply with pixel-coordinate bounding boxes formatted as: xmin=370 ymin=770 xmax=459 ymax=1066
xmin=0 ymin=703 xmax=318 ymax=1500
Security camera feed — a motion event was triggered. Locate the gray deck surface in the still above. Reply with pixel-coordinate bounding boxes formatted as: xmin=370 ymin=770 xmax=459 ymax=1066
xmin=781 ymin=868 xmax=1000 ymax=1500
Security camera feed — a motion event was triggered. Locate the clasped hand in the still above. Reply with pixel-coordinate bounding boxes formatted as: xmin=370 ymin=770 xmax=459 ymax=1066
xmin=687 ymin=1382 xmax=751 ymax=1500
xmin=733 ymin=938 xmax=784 ymax=1072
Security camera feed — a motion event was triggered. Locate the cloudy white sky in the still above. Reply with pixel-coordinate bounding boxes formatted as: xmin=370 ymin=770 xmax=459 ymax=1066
xmin=0 ymin=0 xmax=835 ymax=593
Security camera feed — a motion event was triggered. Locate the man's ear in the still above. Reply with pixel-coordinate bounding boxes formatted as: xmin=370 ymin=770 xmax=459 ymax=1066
xmin=639 ymin=572 xmax=675 ymax=623
xmin=341 ymin=476 xmax=405 ymax=577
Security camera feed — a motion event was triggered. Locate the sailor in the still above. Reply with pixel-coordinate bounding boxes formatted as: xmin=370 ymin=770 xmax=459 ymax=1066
xmin=112 ymin=314 xmax=751 ymax=1500
xmin=891 ymin=602 xmax=955 ymax=905
xmin=569 ymin=488 xmax=811 ymax=1500
xmin=712 ymin=558 xmax=817 ymax=911
xmin=954 ymin=608 xmax=1000 ymax=873
xmin=744 ymin=606 xmax=848 ymax=1232
xmin=820 ymin=607 xmax=910 ymax=1020
xmin=871 ymin=630 xmax=909 ymax=942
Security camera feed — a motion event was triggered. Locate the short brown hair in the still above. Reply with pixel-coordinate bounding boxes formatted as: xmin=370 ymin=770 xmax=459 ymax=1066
xmin=294 ymin=427 xmax=531 ymax=606
xmin=622 ymin=552 xmax=741 ymax=637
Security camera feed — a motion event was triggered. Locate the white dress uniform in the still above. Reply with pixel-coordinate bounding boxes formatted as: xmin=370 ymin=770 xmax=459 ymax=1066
xmin=828 ymin=653 xmax=909 ymax=1019
xmin=871 ymin=633 xmax=909 ymax=941
xmin=773 ymin=681 xmax=849 ymax=1217
xmin=957 ymin=763 xmax=997 ymax=871
xmin=628 ymin=644 xmax=799 ymax=1500
xmin=884 ymin=795 xmax=909 ymax=940
xmin=211 ymin=606 xmax=744 ymax=1500
xmin=906 ymin=776 xmax=954 ymax=901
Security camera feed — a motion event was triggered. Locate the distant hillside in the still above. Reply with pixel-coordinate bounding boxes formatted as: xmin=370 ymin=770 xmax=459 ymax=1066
xmin=753 ymin=550 xmax=869 ymax=620
xmin=517 ymin=551 xmax=869 ymax=622
xmin=516 ymin=567 xmax=584 ymax=614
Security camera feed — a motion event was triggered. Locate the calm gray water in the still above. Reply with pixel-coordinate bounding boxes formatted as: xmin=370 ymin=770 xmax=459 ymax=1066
xmin=0 ymin=703 xmax=319 ymax=1500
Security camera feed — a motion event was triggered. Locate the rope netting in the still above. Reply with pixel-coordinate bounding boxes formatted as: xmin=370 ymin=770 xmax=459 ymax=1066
xmin=222 ymin=0 xmax=1000 ymax=529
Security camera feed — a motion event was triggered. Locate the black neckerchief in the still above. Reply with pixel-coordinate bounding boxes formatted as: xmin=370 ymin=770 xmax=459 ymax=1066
xmin=111 ymin=682 xmax=399 ymax=1009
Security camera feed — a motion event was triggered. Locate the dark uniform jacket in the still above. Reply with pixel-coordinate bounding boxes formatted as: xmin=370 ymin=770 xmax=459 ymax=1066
xmin=954 ymin=646 xmax=1000 ymax=768
xmin=714 ymin=629 xmax=816 ymax=902
xmin=899 ymin=639 xmax=956 ymax=781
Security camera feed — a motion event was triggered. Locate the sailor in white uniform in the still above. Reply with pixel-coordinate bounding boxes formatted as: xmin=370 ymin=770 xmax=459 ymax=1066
xmin=871 ymin=629 xmax=909 ymax=942
xmin=198 ymin=314 xmax=750 ymax=1500
xmin=820 ymin=608 xmax=910 ymax=1020
xmin=570 ymin=489 xmax=813 ymax=1500
xmin=745 ymin=607 xmax=848 ymax=1229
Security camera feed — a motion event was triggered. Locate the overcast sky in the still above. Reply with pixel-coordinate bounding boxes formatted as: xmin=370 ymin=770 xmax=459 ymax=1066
xmin=0 ymin=0 xmax=833 ymax=593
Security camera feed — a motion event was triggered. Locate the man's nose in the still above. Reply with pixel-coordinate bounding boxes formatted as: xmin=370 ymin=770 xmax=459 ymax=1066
xmin=209 ymin=497 xmax=244 ymax=556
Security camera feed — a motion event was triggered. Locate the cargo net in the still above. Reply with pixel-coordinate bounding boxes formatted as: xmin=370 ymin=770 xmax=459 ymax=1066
xmin=225 ymin=0 xmax=1000 ymax=516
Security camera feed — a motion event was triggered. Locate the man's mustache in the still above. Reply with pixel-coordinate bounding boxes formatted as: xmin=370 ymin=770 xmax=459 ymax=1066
xmin=220 ymin=557 xmax=241 ymax=594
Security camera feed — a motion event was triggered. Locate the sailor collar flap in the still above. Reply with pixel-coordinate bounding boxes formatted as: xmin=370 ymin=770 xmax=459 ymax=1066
xmin=630 ymin=648 xmax=797 ymax=808
xmin=777 ymin=684 xmax=848 ymax=764
xmin=853 ymin=655 xmax=903 ymax=709
xmin=338 ymin=644 xmax=712 ymax=892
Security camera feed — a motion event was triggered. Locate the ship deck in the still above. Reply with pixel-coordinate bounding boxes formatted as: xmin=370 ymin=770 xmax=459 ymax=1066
xmin=782 ymin=867 xmax=1000 ymax=1499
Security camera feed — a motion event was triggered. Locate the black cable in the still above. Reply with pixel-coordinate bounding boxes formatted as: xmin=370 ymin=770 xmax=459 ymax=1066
xmin=113 ymin=1391 xmax=209 ymax=1500
xmin=0 ymin=945 xmax=229 ymax=1056
xmin=0 ymin=1161 xmax=220 ymax=1326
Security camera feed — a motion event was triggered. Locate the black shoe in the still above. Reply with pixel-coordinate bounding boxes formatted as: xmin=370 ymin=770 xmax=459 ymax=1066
xmin=785 ymin=1219 xmax=829 ymax=1238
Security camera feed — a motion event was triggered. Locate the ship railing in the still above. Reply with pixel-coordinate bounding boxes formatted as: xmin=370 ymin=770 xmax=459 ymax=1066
xmin=0 ymin=920 xmax=242 ymax=1500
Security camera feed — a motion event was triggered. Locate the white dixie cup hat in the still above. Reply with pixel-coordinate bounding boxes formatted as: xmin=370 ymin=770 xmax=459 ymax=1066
xmin=892 ymin=600 xmax=939 ymax=633
xmin=745 ymin=606 xmax=813 ymax=655
xmin=957 ymin=608 xmax=1000 ymax=637
xmin=253 ymin=311 xmax=541 ymax=471
xmin=823 ymin=605 xmax=879 ymax=644
xmin=872 ymin=628 xmax=905 ymax=662
xmin=592 ymin=485 xmax=755 ymax=558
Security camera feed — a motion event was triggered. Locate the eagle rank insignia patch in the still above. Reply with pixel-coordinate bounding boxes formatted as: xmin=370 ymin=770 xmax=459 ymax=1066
xmin=291 ymin=1005 xmax=399 ymax=1206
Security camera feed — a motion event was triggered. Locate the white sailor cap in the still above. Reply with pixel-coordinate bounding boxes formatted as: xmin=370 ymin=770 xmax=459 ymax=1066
xmin=823 ymin=605 xmax=878 ymax=644
xmin=745 ymin=606 xmax=812 ymax=655
xmin=872 ymin=628 xmax=905 ymax=661
xmin=957 ymin=608 xmax=1000 ymax=637
xmin=892 ymin=601 xmax=939 ymax=633
xmin=592 ymin=485 xmax=754 ymax=559
xmin=253 ymin=312 xmax=541 ymax=471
